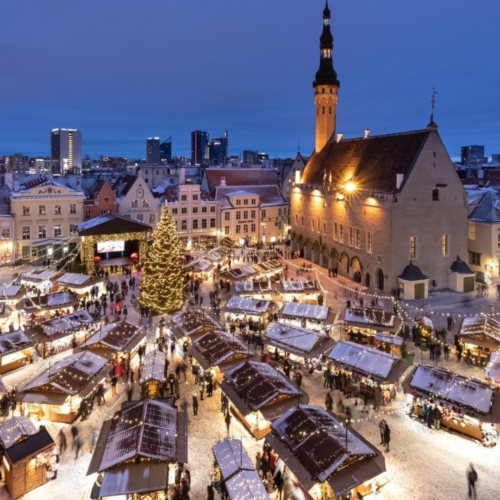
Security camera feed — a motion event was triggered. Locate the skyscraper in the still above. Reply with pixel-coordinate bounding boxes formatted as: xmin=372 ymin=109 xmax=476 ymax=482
xmin=146 ymin=137 xmax=161 ymax=164
xmin=191 ymin=130 xmax=209 ymax=165
xmin=50 ymin=128 xmax=82 ymax=175
xmin=160 ymin=137 xmax=172 ymax=164
xmin=208 ymin=131 xmax=229 ymax=164
xmin=461 ymin=145 xmax=485 ymax=165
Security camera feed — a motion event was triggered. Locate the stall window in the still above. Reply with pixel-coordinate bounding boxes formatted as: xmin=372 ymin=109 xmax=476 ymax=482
xmin=38 ymin=225 xmax=47 ymax=239
xmin=22 ymin=226 xmax=30 ymax=240
xmin=54 ymin=225 xmax=62 ymax=237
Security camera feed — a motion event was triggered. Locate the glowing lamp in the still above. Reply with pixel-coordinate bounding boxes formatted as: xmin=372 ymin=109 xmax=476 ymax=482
xmin=345 ymin=181 xmax=356 ymax=193
xmin=93 ymin=256 xmax=101 ymax=263
xmin=131 ymin=252 xmax=139 ymax=260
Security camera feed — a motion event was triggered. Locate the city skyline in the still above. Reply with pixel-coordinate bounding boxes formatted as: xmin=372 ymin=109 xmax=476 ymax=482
xmin=1 ymin=0 xmax=499 ymax=160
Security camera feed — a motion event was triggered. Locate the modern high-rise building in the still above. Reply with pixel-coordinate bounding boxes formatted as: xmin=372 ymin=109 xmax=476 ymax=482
xmin=146 ymin=137 xmax=161 ymax=164
xmin=208 ymin=131 xmax=229 ymax=164
xmin=160 ymin=137 xmax=173 ymax=164
xmin=191 ymin=130 xmax=209 ymax=165
xmin=461 ymin=145 xmax=485 ymax=165
xmin=50 ymin=128 xmax=82 ymax=175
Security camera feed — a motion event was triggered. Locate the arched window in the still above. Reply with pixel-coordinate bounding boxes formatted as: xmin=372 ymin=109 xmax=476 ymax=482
xmin=322 ymin=107 xmax=325 ymax=114
xmin=432 ymin=188 xmax=439 ymax=201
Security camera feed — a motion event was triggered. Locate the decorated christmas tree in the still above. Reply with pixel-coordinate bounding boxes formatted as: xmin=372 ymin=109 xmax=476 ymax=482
xmin=139 ymin=205 xmax=185 ymax=314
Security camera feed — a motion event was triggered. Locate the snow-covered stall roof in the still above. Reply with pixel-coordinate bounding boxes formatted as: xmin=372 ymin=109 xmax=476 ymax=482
xmin=265 ymin=322 xmax=328 ymax=354
xmin=282 ymin=302 xmax=329 ymax=321
xmin=140 ymin=350 xmax=166 ymax=384
xmin=328 ymin=341 xmax=402 ymax=381
xmin=0 ymin=330 xmax=33 ymax=356
xmin=191 ymin=330 xmax=250 ymax=368
xmin=281 ymin=280 xmax=319 ymax=293
xmin=98 ymin=400 xmax=178 ymax=471
xmin=0 ymin=416 xmax=38 ymax=449
xmin=39 ymin=310 xmax=94 ymax=336
xmin=375 ymin=332 xmax=404 ymax=346
xmin=271 ymin=405 xmax=376 ymax=483
xmin=22 ymin=270 xmax=60 ymax=282
xmin=21 ymin=351 xmax=109 ymax=395
xmin=486 ymin=351 xmax=500 ymax=385
xmin=234 ymin=281 xmax=272 ymax=294
xmin=224 ymin=361 xmax=298 ymax=411
xmin=345 ymin=308 xmax=395 ymax=327
xmin=408 ymin=364 xmax=496 ymax=414
xmin=226 ymin=296 xmax=270 ymax=315
xmin=80 ymin=321 xmax=145 ymax=352
xmin=56 ymin=273 xmax=93 ymax=286
xmin=23 ymin=292 xmax=74 ymax=310
xmin=415 ymin=316 xmax=434 ymax=329
xmin=460 ymin=316 xmax=500 ymax=343
xmin=225 ymin=265 xmax=256 ymax=280
xmin=226 ymin=470 xmax=270 ymax=500
xmin=205 ymin=251 xmax=223 ymax=262
xmin=171 ymin=310 xmax=221 ymax=337
xmin=212 ymin=439 xmax=254 ymax=480
xmin=0 ymin=285 xmax=23 ymax=299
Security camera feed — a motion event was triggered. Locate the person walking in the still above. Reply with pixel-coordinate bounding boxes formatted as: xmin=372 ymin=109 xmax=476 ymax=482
xmin=58 ymin=428 xmax=67 ymax=454
xmin=74 ymin=436 xmax=83 ymax=459
xmin=379 ymin=419 xmax=386 ymax=445
xmin=51 ymin=448 xmax=59 ymax=480
xmin=325 ymin=392 xmax=333 ymax=411
xmin=192 ymin=394 xmax=199 ymax=416
xmin=225 ymin=411 xmax=232 ymax=435
xmin=110 ymin=375 xmax=118 ymax=397
xmin=467 ymin=463 xmax=478 ymax=498
xmin=433 ymin=405 xmax=442 ymax=430
xmin=199 ymin=382 xmax=205 ymax=401
xmin=383 ymin=423 xmax=391 ymax=452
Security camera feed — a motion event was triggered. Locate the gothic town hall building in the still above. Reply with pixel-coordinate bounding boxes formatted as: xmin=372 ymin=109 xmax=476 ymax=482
xmin=291 ymin=2 xmax=469 ymax=297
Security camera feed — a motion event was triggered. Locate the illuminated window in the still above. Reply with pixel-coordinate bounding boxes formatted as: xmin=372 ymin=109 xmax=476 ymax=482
xmin=54 ymin=224 xmax=62 ymax=237
xmin=131 ymin=199 xmax=138 ymax=208
xmin=339 ymin=225 xmax=344 ymax=243
xmin=22 ymin=206 xmax=30 ymax=216
xmin=142 ymin=200 xmax=149 ymax=208
xmin=356 ymin=229 xmax=361 ymax=249
xmin=1 ymin=229 xmax=10 ymax=240
xmin=334 ymin=223 xmax=338 ymax=241
xmin=54 ymin=205 xmax=62 ymax=215
xmin=136 ymin=214 xmax=144 ymax=222
xmin=410 ymin=237 xmax=417 ymax=259
xmin=38 ymin=225 xmax=47 ymax=239
xmin=39 ymin=205 xmax=46 ymax=215
xmin=468 ymin=223 xmax=476 ymax=241
xmin=442 ymin=235 xmax=448 ymax=256
xmin=367 ymin=232 xmax=373 ymax=254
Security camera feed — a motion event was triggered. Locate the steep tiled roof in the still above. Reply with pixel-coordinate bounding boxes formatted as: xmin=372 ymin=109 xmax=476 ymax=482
xmin=112 ymin=175 xmax=137 ymax=197
xmin=213 ymin=185 xmax=287 ymax=209
xmin=301 ymin=130 xmax=428 ymax=193
xmin=468 ymin=190 xmax=500 ymax=223
xmin=206 ymin=169 xmax=279 ymax=195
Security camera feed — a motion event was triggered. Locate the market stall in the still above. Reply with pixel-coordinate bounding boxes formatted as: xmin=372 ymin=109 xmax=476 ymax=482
xmin=265 ymin=405 xmax=387 ymax=500
xmin=211 ymin=439 xmax=270 ymax=500
xmin=341 ymin=307 xmax=401 ymax=346
xmin=20 ymin=270 xmax=62 ymax=292
xmin=17 ymin=351 xmax=112 ymax=423
xmin=19 ymin=292 xmax=78 ymax=321
xmin=2 ymin=426 xmax=55 ymax=499
xmin=328 ymin=341 xmax=409 ymax=404
xmin=403 ymin=364 xmax=500 ymax=445
xmin=374 ymin=332 xmax=404 ymax=357
xmin=26 ymin=310 xmax=96 ymax=359
xmin=280 ymin=302 xmax=335 ymax=332
xmin=234 ymin=280 xmax=273 ymax=300
xmin=140 ymin=350 xmax=167 ymax=399
xmin=87 ymin=399 xmax=188 ymax=500
xmin=184 ymin=257 xmax=214 ymax=282
xmin=414 ymin=316 xmax=434 ymax=345
xmin=277 ymin=280 xmax=322 ymax=304
xmin=0 ymin=285 xmax=26 ymax=305
xmin=224 ymin=296 xmax=273 ymax=325
xmin=219 ymin=265 xmax=257 ymax=283
xmin=253 ymin=260 xmax=283 ymax=281
xmin=486 ymin=351 xmax=500 ymax=387
xmin=219 ymin=360 xmax=307 ymax=439
xmin=0 ymin=330 xmax=34 ymax=374
xmin=188 ymin=330 xmax=254 ymax=381
xmin=78 ymin=320 xmax=146 ymax=361
xmin=459 ymin=316 xmax=500 ymax=367
xmin=55 ymin=272 xmax=104 ymax=296
xmin=0 ymin=416 xmax=38 ymax=450
xmin=264 ymin=321 xmax=335 ymax=366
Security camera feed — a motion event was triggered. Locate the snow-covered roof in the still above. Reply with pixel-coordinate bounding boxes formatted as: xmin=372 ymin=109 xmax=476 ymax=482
xmin=0 ymin=417 xmax=38 ymax=449
xmin=192 ymin=330 xmax=250 ymax=367
xmin=409 ymin=365 xmax=496 ymax=414
xmin=234 ymin=281 xmax=271 ymax=293
xmin=56 ymin=273 xmax=92 ymax=286
xmin=415 ymin=316 xmax=434 ymax=329
xmin=0 ymin=330 xmax=32 ymax=356
xmin=345 ymin=308 xmax=395 ymax=327
xmin=140 ymin=350 xmax=166 ymax=384
xmin=226 ymin=470 xmax=270 ymax=500
xmin=205 ymin=251 xmax=223 ymax=262
xmin=99 ymin=400 xmax=178 ymax=471
xmin=281 ymin=280 xmax=319 ymax=292
xmin=23 ymin=292 xmax=74 ymax=310
xmin=0 ymin=285 xmax=23 ymax=299
xmin=460 ymin=316 xmax=500 ymax=343
xmin=282 ymin=302 xmax=329 ymax=320
xmin=39 ymin=310 xmax=94 ymax=336
xmin=328 ymin=341 xmax=400 ymax=379
xmin=271 ymin=405 xmax=375 ymax=483
xmin=486 ymin=351 xmax=500 ymax=384
xmin=80 ymin=321 xmax=144 ymax=351
xmin=171 ymin=310 xmax=220 ymax=336
xmin=266 ymin=322 xmax=326 ymax=353
xmin=375 ymin=332 xmax=404 ymax=346
xmin=225 ymin=265 xmax=256 ymax=280
xmin=22 ymin=270 xmax=59 ymax=282
xmin=212 ymin=439 xmax=254 ymax=480
xmin=226 ymin=296 xmax=270 ymax=315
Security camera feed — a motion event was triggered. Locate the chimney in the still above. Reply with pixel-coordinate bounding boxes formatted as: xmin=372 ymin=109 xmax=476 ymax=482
xmin=478 ymin=168 xmax=485 ymax=187
xmin=295 ymin=170 xmax=301 ymax=184
xmin=220 ymin=176 xmax=226 ymax=187
xmin=364 ymin=129 xmax=371 ymax=139
xmin=336 ymin=133 xmax=343 ymax=143
xmin=179 ymin=167 xmax=186 ymax=185
xmin=396 ymin=173 xmax=404 ymax=190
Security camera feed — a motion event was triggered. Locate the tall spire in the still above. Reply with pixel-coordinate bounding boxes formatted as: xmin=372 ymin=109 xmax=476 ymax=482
xmin=314 ymin=0 xmax=339 ymax=88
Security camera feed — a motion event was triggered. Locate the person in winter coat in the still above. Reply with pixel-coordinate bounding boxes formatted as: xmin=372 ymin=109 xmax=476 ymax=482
xmin=325 ymin=392 xmax=333 ymax=411
xmin=467 ymin=463 xmax=478 ymax=498
xmin=225 ymin=411 xmax=232 ymax=435
xmin=433 ymin=405 xmax=442 ymax=430
xmin=379 ymin=419 xmax=386 ymax=445
xmin=192 ymin=394 xmax=199 ymax=415
xmin=383 ymin=424 xmax=391 ymax=452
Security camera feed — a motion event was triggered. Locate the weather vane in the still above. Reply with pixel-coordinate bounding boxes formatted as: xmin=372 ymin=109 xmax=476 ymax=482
xmin=430 ymin=85 xmax=438 ymax=123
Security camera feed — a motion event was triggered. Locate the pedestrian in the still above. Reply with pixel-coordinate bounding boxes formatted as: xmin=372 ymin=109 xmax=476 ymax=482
xmin=444 ymin=343 xmax=450 ymax=360
xmin=51 ymin=448 xmax=59 ymax=480
xmin=383 ymin=423 xmax=391 ymax=452
xmin=323 ymin=367 xmax=330 ymax=388
xmin=379 ymin=419 xmax=386 ymax=445
xmin=90 ymin=473 xmax=104 ymax=500
xmin=225 ymin=411 xmax=232 ymax=435
xmin=467 ymin=463 xmax=478 ymax=499
xmin=192 ymin=394 xmax=199 ymax=416
xmin=433 ymin=405 xmax=442 ymax=430
xmin=110 ymin=375 xmax=118 ymax=396
xmin=74 ymin=437 xmax=83 ymax=459
xmin=58 ymin=428 xmax=67 ymax=454
xmin=126 ymin=382 xmax=133 ymax=402
xmin=138 ymin=344 xmax=144 ymax=364
xmin=174 ymin=377 xmax=180 ymax=399
xmin=199 ymin=382 xmax=205 ymax=401
xmin=325 ymin=391 xmax=333 ymax=411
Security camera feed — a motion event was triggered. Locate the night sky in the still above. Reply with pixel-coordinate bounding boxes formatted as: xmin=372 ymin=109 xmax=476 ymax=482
xmin=1 ymin=0 xmax=498 ymax=161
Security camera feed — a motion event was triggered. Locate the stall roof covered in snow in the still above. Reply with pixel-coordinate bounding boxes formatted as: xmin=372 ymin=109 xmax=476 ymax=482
xmin=345 ymin=308 xmax=395 ymax=328
xmin=22 ymin=270 xmax=60 ymax=282
xmin=80 ymin=321 xmax=145 ymax=352
xmin=460 ymin=316 xmax=500 ymax=344
xmin=226 ymin=470 xmax=270 ymax=500
xmin=170 ymin=310 xmax=221 ymax=337
xmin=282 ymin=302 xmax=329 ymax=321
xmin=0 ymin=330 xmax=34 ymax=357
xmin=212 ymin=439 xmax=254 ymax=480
xmin=38 ymin=310 xmax=94 ymax=337
xmin=221 ymin=265 xmax=256 ymax=281
xmin=226 ymin=296 xmax=270 ymax=315
xmin=328 ymin=341 xmax=408 ymax=383
xmin=486 ymin=351 xmax=500 ymax=385
xmin=270 ymin=405 xmax=380 ymax=483
xmin=375 ymin=332 xmax=404 ymax=346
xmin=406 ymin=364 xmax=498 ymax=415
xmin=140 ymin=350 xmax=166 ymax=384
xmin=280 ymin=280 xmax=319 ymax=293
xmin=56 ymin=273 xmax=93 ymax=286
xmin=234 ymin=281 xmax=271 ymax=294
xmin=0 ymin=285 xmax=24 ymax=300
xmin=0 ymin=417 xmax=38 ymax=449
xmin=22 ymin=292 xmax=75 ymax=310
xmin=96 ymin=400 xmax=179 ymax=471
xmin=77 ymin=213 xmax=152 ymax=236
xmin=20 ymin=351 xmax=110 ymax=396
xmin=186 ymin=259 xmax=213 ymax=272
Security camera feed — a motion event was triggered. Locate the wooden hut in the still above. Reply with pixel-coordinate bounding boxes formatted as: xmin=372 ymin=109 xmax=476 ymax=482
xmin=277 ymin=280 xmax=322 ymax=304
xmin=55 ymin=272 xmax=104 ymax=296
xmin=459 ymin=316 xmax=500 ymax=367
xmin=140 ymin=350 xmax=167 ymax=399
xmin=280 ymin=302 xmax=335 ymax=332
xmin=0 ymin=330 xmax=35 ymax=374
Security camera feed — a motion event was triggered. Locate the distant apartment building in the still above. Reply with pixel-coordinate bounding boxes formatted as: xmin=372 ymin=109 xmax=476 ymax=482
xmin=208 ymin=131 xmax=229 ymax=165
xmin=51 ymin=128 xmax=82 ymax=175
xmin=191 ymin=131 xmax=209 ymax=165
xmin=160 ymin=137 xmax=172 ymax=164
xmin=461 ymin=145 xmax=486 ymax=165
xmin=146 ymin=137 xmax=161 ymax=165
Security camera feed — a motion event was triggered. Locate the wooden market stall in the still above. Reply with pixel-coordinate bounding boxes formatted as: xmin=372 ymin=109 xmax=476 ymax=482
xmin=19 ymin=291 xmax=78 ymax=323
xmin=87 ymin=399 xmax=188 ymax=500
xmin=403 ymin=364 xmax=500 ymax=446
xmin=264 ymin=321 xmax=335 ymax=366
xmin=0 ymin=330 xmax=35 ymax=374
xmin=459 ymin=316 xmax=500 ymax=367
xmin=253 ymin=260 xmax=283 ymax=281
xmin=280 ymin=302 xmax=335 ymax=332
xmin=234 ymin=280 xmax=273 ymax=300
xmin=184 ymin=257 xmax=214 ymax=283
xmin=328 ymin=341 xmax=410 ymax=405
xmin=219 ymin=265 xmax=257 ymax=283
xmin=486 ymin=351 xmax=500 ymax=387
xmin=219 ymin=360 xmax=308 ymax=439
xmin=55 ymin=272 xmax=104 ymax=297
xmin=212 ymin=439 xmax=270 ymax=500
xmin=17 ymin=351 xmax=112 ymax=424
xmin=26 ymin=309 xmax=96 ymax=359
xmin=277 ymin=279 xmax=322 ymax=304
xmin=1 ymin=422 xmax=55 ymax=500
xmin=0 ymin=285 xmax=26 ymax=305
xmin=374 ymin=332 xmax=404 ymax=357
xmin=78 ymin=320 xmax=147 ymax=362
xmin=20 ymin=270 xmax=62 ymax=291
xmin=265 ymin=405 xmax=387 ymax=500
xmin=188 ymin=330 xmax=255 ymax=382
xmin=140 ymin=350 xmax=167 ymax=399
xmin=223 ymin=296 xmax=273 ymax=325
xmin=413 ymin=316 xmax=434 ymax=345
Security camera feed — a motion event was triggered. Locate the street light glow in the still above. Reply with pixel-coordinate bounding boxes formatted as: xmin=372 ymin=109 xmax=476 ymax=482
xmin=345 ymin=181 xmax=356 ymax=192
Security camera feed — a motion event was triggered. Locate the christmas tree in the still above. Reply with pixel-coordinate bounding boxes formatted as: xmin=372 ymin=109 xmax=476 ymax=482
xmin=139 ymin=205 xmax=185 ymax=314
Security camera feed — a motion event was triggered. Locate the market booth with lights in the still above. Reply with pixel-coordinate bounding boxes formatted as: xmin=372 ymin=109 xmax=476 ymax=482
xmin=19 ymin=291 xmax=78 ymax=321
xmin=20 ymin=270 xmax=62 ymax=291
xmin=459 ymin=316 xmax=500 ymax=367
xmin=77 ymin=213 xmax=152 ymax=274
xmin=219 ymin=265 xmax=257 ymax=283
xmin=277 ymin=280 xmax=322 ymax=304
xmin=55 ymin=272 xmax=104 ymax=296
xmin=219 ymin=360 xmax=308 ymax=440
xmin=188 ymin=329 xmax=255 ymax=382
xmin=223 ymin=296 xmax=273 ymax=325
xmin=264 ymin=322 xmax=335 ymax=366
xmin=87 ymin=399 xmax=188 ymax=500
xmin=0 ymin=417 xmax=55 ymax=500
xmin=265 ymin=405 xmax=387 ymax=500
xmin=140 ymin=350 xmax=167 ymax=399
xmin=341 ymin=307 xmax=401 ymax=346
xmin=328 ymin=341 xmax=410 ymax=404
xmin=234 ymin=280 xmax=273 ymax=300
xmin=211 ymin=439 xmax=270 ymax=500
xmin=403 ymin=364 xmax=500 ymax=445
xmin=26 ymin=309 xmax=95 ymax=359
xmin=413 ymin=316 xmax=435 ymax=346
xmin=280 ymin=302 xmax=335 ymax=332
xmin=486 ymin=351 xmax=500 ymax=387
xmin=0 ymin=285 xmax=26 ymax=305
xmin=17 ymin=351 xmax=112 ymax=424
xmin=253 ymin=260 xmax=283 ymax=281
xmin=183 ymin=257 xmax=214 ymax=283
xmin=0 ymin=330 xmax=35 ymax=374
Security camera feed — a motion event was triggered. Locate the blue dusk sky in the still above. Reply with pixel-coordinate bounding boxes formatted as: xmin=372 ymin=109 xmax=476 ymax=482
xmin=0 ymin=0 xmax=498 ymax=161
